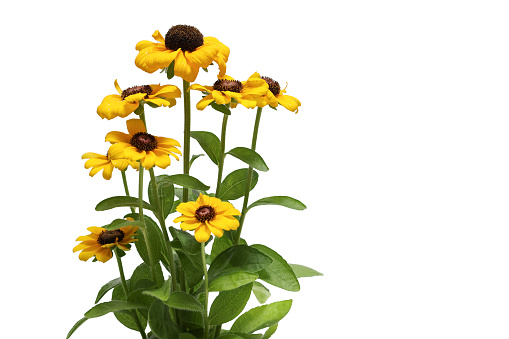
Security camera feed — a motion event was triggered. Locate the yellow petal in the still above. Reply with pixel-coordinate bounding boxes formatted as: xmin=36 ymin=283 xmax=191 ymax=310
xmin=97 ymin=95 xmax=139 ymax=120
xmin=180 ymin=219 xmax=202 ymax=231
xmin=102 ymin=163 xmax=114 ymax=180
xmin=126 ymin=119 xmax=146 ymax=135
xmin=277 ymin=94 xmax=301 ymax=113
xmin=194 ymin=224 xmax=211 ymax=243
xmin=105 ymin=131 xmax=131 ymax=144
xmin=124 ymin=147 xmax=145 ymax=161
xmin=185 ymin=46 xmax=217 ymax=68
xmin=174 ymin=51 xmax=200 ymax=82
xmin=140 ymin=151 xmax=157 ymax=169
xmin=152 ymin=30 xmax=165 ymax=44
xmin=82 ymin=152 xmax=106 ymax=160
xmin=114 ymin=79 xmax=122 ymax=95
xmin=206 ymin=221 xmax=224 ymax=237
xmin=196 ymin=95 xmax=215 ymax=110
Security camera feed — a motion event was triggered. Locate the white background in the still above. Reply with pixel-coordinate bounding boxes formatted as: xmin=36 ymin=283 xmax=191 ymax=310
xmin=2 ymin=0 xmax=509 ymax=338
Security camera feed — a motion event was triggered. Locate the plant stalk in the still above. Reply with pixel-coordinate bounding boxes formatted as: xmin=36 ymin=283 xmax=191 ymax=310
xmin=121 ymin=170 xmax=135 ymax=214
xmin=114 ymin=248 xmax=148 ymax=339
xmin=234 ymin=107 xmax=263 ymax=245
xmin=215 ymin=113 xmax=229 ymax=196
xmin=201 ymin=242 xmax=210 ymax=339
xmin=183 ymin=79 xmax=191 ymax=203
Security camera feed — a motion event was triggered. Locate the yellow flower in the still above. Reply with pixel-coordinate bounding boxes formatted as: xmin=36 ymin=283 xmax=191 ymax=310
xmin=190 ymin=72 xmax=269 ymax=110
xmin=105 ymin=119 xmax=181 ymax=170
xmin=97 ymin=80 xmax=181 ymax=120
xmin=173 ymin=194 xmax=241 ymax=243
xmin=135 ymin=25 xmax=230 ymax=83
xmin=73 ymin=225 xmax=139 ymax=263
xmin=259 ymin=76 xmax=301 ymax=113
xmin=81 ymin=151 xmax=139 ymax=180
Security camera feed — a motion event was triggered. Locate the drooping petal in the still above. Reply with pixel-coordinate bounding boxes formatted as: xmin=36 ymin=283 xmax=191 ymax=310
xmin=189 ymin=84 xmax=213 ymax=93
xmin=194 ymin=224 xmax=211 ymax=243
xmin=152 ymin=149 xmax=172 ymax=169
xmin=152 ymin=30 xmax=165 ymax=44
xmin=206 ymin=221 xmax=224 ymax=237
xmin=180 ymin=219 xmax=202 ymax=231
xmin=82 ymin=152 xmax=107 ymax=160
xmin=185 ymin=46 xmax=217 ymax=68
xmin=151 ymin=84 xmax=182 ymax=98
xmin=105 ymin=131 xmax=131 ymax=144
xmin=145 ymin=97 xmax=176 ymax=108
xmin=140 ymin=151 xmax=157 ymax=169
xmin=107 ymin=143 xmax=127 ymax=159
xmin=124 ymin=146 xmax=146 ymax=161
xmin=209 ymin=215 xmax=240 ymax=231
xmin=212 ymin=90 xmax=231 ymax=105
xmin=123 ymin=92 xmax=147 ymax=104
xmin=196 ymin=94 xmax=215 ymax=110
xmin=102 ymin=163 xmax=114 ymax=180
xmin=277 ymin=94 xmax=301 ymax=113
xmin=97 ymin=95 xmax=139 ymax=120
xmin=174 ymin=51 xmax=200 ymax=82
xmin=94 ymin=248 xmax=113 ymax=263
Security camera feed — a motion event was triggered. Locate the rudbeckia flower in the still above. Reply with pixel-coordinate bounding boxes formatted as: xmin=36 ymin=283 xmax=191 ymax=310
xmin=259 ymin=76 xmax=301 ymax=113
xmin=173 ymin=193 xmax=241 ymax=243
xmin=73 ymin=225 xmax=139 ymax=263
xmin=97 ymin=80 xmax=181 ymax=120
xmin=190 ymin=72 xmax=269 ymax=110
xmin=135 ymin=25 xmax=230 ymax=82
xmin=105 ymin=119 xmax=181 ymax=170
xmin=81 ymin=151 xmax=139 ymax=180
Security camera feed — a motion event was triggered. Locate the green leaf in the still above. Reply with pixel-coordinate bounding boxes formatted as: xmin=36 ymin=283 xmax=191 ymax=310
xmin=180 ymin=334 xmax=198 ymax=339
xmin=84 ymin=300 xmax=147 ymax=318
xmin=263 ymin=323 xmax=278 ymax=339
xmin=251 ymin=244 xmax=300 ymax=292
xmin=164 ymin=174 xmax=210 ymax=191
xmin=289 ymin=264 xmax=323 ymax=278
xmin=114 ymin=309 xmax=147 ymax=332
xmin=210 ymin=231 xmax=233 ymax=262
xmin=217 ymin=169 xmax=259 ymax=201
xmin=247 ymin=196 xmax=306 ymax=212
xmin=190 ymin=131 xmax=221 ymax=165
xmin=96 ymin=196 xmax=154 ymax=212
xmin=209 ymin=272 xmax=258 ymax=292
xmin=252 ymin=281 xmax=271 ymax=304
xmin=148 ymin=299 xmax=180 ymax=339
xmin=95 ymin=277 xmax=122 ymax=303
xmin=143 ymin=279 xmax=171 ymax=302
xmin=170 ymin=226 xmax=201 ymax=255
xmin=209 ymin=283 xmax=253 ymax=325
xmin=190 ymin=154 xmax=204 ymax=167
xmin=175 ymin=251 xmax=204 ymax=289
xmin=104 ymin=219 xmax=145 ymax=231
xmin=131 ymin=262 xmax=164 ymax=290
xmin=66 ymin=317 xmax=87 ymax=339
xmin=210 ymin=102 xmax=231 ymax=115
xmin=208 ymin=245 xmax=272 ymax=283
xmin=165 ymin=291 xmax=203 ymax=312
xmin=148 ymin=175 xmax=175 ymax=220
xmin=219 ymin=333 xmax=263 ymax=339
xmin=230 ymin=300 xmax=293 ymax=333
xmin=167 ymin=60 xmax=175 ymax=79
xmin=129 ymin=214 xmax=163 ymax=269
xmin=227 ymin=147 xmax=269 ymax=172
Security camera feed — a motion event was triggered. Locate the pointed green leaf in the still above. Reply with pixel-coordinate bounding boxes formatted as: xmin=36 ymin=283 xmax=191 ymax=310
xmin=165 ymin=291 xmax=203 ymax=312
xmin=149 ymin=299 xmax=180 ymax=339
xmin=95 ymin=196 xmax=154 ymax=212
xmin=164 ymin=174 xmax=210 ymax=191
xmin=209 ymin=272 xmax=258 ymax=292
xmin=230 ymin=300 xmax=293 ymax=333
xmin=289 ymin=264 xmax=323 ymax=278
xmin=209 ymin=283 xmax=253 ymax=325
xmin=263 ymin=323 xmax=278 ymax=339
xmin=148 ymin=175 xmax=175 ymax=219
xmin=210 ymin=231 xmax=233 ymax=262
xmin=251 ymin=244 xmax=300 ymax=292
xmin=227 ymin=147 xmax=269 ymax=172
xmin=66 ymin=317 xmax=87 ymax=339
xmin=95 ymin=277 xmax=122 ymax=303
xmin=190 ymin=131 xmax=221 ymax=165
xmin=247 ymin=196 xmax=306 ymax=212
xmin=190 ymin=154 xmax=204 ymax=167
xmin=210 ymin=102 xmax=231 ymax=115
xmin=208 ymin=245 xmax=272 ymax=283
xmin=217 ymin=169 xmax=259 ymax=201
xmin=104 ymin=219 xmax=145 ymax=231
xmin=252 ymin=281 xmax=271 ymax=304
xmin=84 ymin=300 xmax=147 ymax=318
xmin=143 ymin=279 xmax=171 ymax=302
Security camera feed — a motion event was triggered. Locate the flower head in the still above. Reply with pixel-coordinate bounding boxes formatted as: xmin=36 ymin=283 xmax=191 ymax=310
xmin=173 ymin=194 xmax=241 ymax=243
xmin=81 ymin=151 xmax=139 ymax=180
xmin=190 ymin=72 xmax=269 ymax=110
xmin=97 ymin=80 xmax=181 ymax=120
xmin=73 ymin=225 xmax=139 ymax=263
xmin=135 ymin=25 xmax=230 ymax=82
xmin=105 ymin=119 xmax=181 ymax=170
xmin=259 ymin=76 xmax=301 ymax=113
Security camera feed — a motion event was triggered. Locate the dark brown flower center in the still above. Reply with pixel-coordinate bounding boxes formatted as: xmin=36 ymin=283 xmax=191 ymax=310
xmin=98 ymin=229 xmax=125 ymax=245
xmin=213 ymin=79 xmax=243 ymax=93
xmin=195 ymin=205 xmax=215 ymax=222
xmin=130 ymin=132 xmax=158 ymax=151
xmin=121 ymin=85 xmax=152 ymax=100
xmin=165 ymin=25 xmax=204 ymax=52
xmin=261 ymin=76 xmax=280 ymax=96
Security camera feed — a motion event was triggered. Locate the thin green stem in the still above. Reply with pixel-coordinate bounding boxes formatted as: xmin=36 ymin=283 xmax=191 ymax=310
xmin=183 ymin=79 xmax=191 ymax=203
xmin=114 ymin=248 xmax=148 ymax=339
xmin=234 ymin=107 xmax=263 ymax=245
xmin=138 ymin=164 xmax=159 ymax=285
xmin=215 ymin=113 xmax=229 ymax=196
xmin=121 ymin=170 xmax=135 ymax=214
xmin=201 ymin=242 xmax=209 ymax=339
xmin=148 ymin=168 xmax=178 ymax=291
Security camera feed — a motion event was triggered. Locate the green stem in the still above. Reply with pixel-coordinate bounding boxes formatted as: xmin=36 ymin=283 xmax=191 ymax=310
xmin=114 ymin=248 xmax=148 ymax=339
xmin=183 ymin=79 xmax=191 ymax=203
xmin=138 ymin=164 xmax=159 ymax=285
xmin=148 ymin=168 xmax=178 ymax=291
xmin=121 ymin=170 xmax=135 ymax=214
xmin=234 ymin=107 xmax=263 ymax=245
xmin=201 ymin=242 xmax=209 ymax=339
xmin=215 ymin=113 xmax=229 ymax=196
